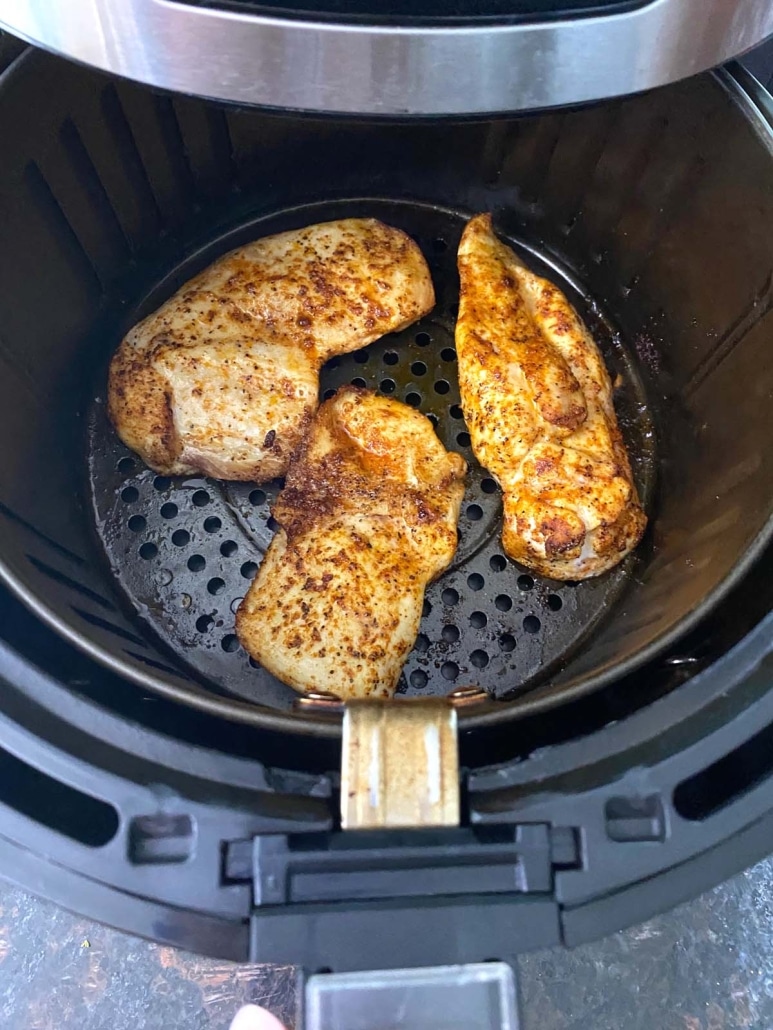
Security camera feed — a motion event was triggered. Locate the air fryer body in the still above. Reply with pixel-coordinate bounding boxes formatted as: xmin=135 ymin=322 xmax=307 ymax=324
xmin=0 ymin=21 xmax=770 ymax=968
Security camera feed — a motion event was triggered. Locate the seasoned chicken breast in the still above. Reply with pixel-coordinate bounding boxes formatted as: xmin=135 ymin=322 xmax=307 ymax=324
xmin=108 ymin=219 xmax=435 ymax=481
xmin=236 ymin=387 xmax=466 ymax=699
xmin=456 ymin=213 xmax=646 ymax=579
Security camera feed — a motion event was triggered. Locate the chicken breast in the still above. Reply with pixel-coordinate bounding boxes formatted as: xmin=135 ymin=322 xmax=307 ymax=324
xmin=456 ymin=213 xmax=646 ymax=579
xmin=108 ymin=219 xmax=435 ymax=481
xmin=236 ymin=387 xmax=466 ymax=699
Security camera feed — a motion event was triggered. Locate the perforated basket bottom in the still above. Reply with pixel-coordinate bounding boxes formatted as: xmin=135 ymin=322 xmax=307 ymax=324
xmin=89 ymin=199 xmax=655 ymax=710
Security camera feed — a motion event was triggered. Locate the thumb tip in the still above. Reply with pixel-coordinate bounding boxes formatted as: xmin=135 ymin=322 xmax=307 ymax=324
xmin=229 ymin=1003 xmax=289 ymax=1030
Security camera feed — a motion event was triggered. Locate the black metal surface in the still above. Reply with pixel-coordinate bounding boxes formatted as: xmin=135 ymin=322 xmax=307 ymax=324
xmin=89 ymin=200 xmax=654 ymax=708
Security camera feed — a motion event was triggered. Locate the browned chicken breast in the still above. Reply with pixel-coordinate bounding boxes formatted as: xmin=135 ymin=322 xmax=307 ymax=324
xmin=236 ymin=387 xmax=466 ymax=699
xmin=456 ymin=213 xmax=646 ymax=579
xmin=108 ymin=219 xmax=434 ymax=481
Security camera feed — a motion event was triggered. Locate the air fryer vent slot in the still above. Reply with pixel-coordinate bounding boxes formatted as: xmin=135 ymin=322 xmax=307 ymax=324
xmin=0 ymin=744 xmax=118 ymax=847
xmin=674 ymin=704 xmax=773 ymax=822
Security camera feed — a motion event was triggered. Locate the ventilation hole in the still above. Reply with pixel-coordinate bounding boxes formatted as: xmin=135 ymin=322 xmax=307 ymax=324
xmin=548 ymin=594 xmax=563 ymax=611
xmin=241 ymin=561 xmax=258 ymax=579
xmin=249 ymin=489 xmax=266 ymax=506
xmin=450 ymin=404 xmax=464 ymax=420
xmin=72 ymin=608 xmax=147 ymax=647
xmin=441 ymin=587 xmax=459 ymax=606
xmin=27 ymin=556 xmax=115 ymax=612
xmin=434 ymin=380 xmax=450 ymax=395
xmin=674 ymin=719 xmax=773 ymax=822
xmin=490 ymin=554 xmax=507 ymax=572
xmin=0 ymin=743 xmax=118 ymax=848
xmin=467 ymin=504 xmax=483 ymax=521
xmin=153 ymin=476 xmax=171 ymax=491
xmin=192 ymin=490 xmax=210 ymax=507
xmin=471 ymin=649 xmax=489 ymax=669
xmin=422 ymin=599 xmax=432 ymax=617
xmin=566 ymin=580 xmax=580 ymax=588
xmin=481 ymin=478 xmax=497 ymax=494
xmin=405 ymin=392 xmax=422 ymax=408
xmin=380 ymin=379 xmax=396 ymax=394
xmin=500 ymin=633 xmax=516 ymax=652
xmin=441 ymin=348 xmax=457 ymax=362
xmin=351 ymin=377 xmax=367 ymax=388
xmin=171 ymin=529 xmax=190 ymax=546
xmin=323 ymin=388 xmax=336 ymax=401
xmin=411 ymin=361 xmax=427 ymax=376
xmin=470 ymin=611 xmax=487 ymax=629
xmin=327 ymin=357 xmax=341 ymax=370
xmin=524 ymin=615 xmax=541 ymax=634
xmin=126 ymin=652 xmax=180 ymax=676
xmin=457 ymin=432 xmax=471 ymax=447
xmin=518 ymin=574 xmax=535 ymax=591
xmin=249 ymin=657 xmax=261 ymax=669
xmin=415 ymin=633 xmax=430 ymax=653
xmin=428 ymin=413 xmax=439 ymax=428
xmin=353 ymin=349 xmax=369 ymax=364
xmin=410 ymin=669 xmax=428 ymax=689
xmin=467 ymin=573 xmax=484 ymax=591
xmin=384 ymin=351 xmax=399 ymax=365
xmin=220 ymin=540 xmax=238 ymax=557
xmin=204 ymin=516 xmax=222 ymax=533
xmin=495 ymin=594 xmax=513 ymax=612
xmin=267 ymin=516 xmax=280 ymax=532
xmin=160 ymin=502 xmax=178 ymax=519
xmin=432 ymin=237 xmax=448 ymax=253
xmin=442 ymin=625 xmax=460 ymax=643
xmin=187 ymin=554 xmax=206 ymax=572
xmin=221 ymin=634 xmax=239 ymax=652
xmin=118 ymin=457 xmax=136 ymax=473
xmin=230 ymin=597 xmax=244 ymax=614
xmin=207 ymin=577 xmax=225 ymax=595
xmin=196 ymin=614 xmax=213 ymax=632
xmin=121 ymin=486 xmax=139 ymax=503
xmin=415 ymin=332 xmax=431 ymax=346
xmin=128 ymin=514 xmax=146 ymax=533
xmin=441 ymin=661 xmax=459 ymax=681
xmin=139 ymin=542 xmax=157 ymax=560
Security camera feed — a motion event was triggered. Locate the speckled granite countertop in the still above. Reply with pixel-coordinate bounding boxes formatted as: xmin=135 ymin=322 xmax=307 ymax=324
xmin=1 ymin=856 xmax=772 ymax=1029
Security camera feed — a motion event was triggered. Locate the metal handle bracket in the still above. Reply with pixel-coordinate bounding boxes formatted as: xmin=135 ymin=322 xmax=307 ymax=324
xmin=341 ymin=699 xmax=460 ymax=830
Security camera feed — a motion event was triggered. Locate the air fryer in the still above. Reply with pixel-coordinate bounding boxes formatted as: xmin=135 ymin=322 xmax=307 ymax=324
xmin=0 ymin=8 xmax=769 ymax=978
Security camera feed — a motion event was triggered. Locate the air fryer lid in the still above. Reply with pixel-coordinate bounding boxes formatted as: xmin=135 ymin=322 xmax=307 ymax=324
xmin=0 ymin=0 xmax=772 ymax=114
xmin=0 ymin=51 xmax=771 ymax=739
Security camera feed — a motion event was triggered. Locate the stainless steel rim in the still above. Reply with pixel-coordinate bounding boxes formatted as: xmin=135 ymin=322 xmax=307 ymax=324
xmin=0 ymin=0 xmax=771 ymax=115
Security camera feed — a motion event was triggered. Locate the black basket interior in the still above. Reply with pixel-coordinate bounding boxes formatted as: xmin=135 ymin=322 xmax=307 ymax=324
xmin=0 ymin=50 xmax=771 ymax=731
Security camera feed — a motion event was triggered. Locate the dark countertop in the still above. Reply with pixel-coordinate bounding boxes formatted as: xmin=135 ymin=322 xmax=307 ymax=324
xmin=1 ymin=856 xmax=772 ymax=1030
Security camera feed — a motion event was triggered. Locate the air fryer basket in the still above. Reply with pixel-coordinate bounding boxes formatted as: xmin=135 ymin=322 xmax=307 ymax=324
xmin=0 ymin=50 xmax=771 ymax=737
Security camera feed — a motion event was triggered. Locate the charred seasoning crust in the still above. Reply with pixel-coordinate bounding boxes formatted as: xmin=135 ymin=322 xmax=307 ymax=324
xmin=235 ymin=386 xmax=466 ymax=699
xmin=456 ymin=213 xmax=646 ymax=580
xmin=107 ymin=219 xmax=435 ymax=483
